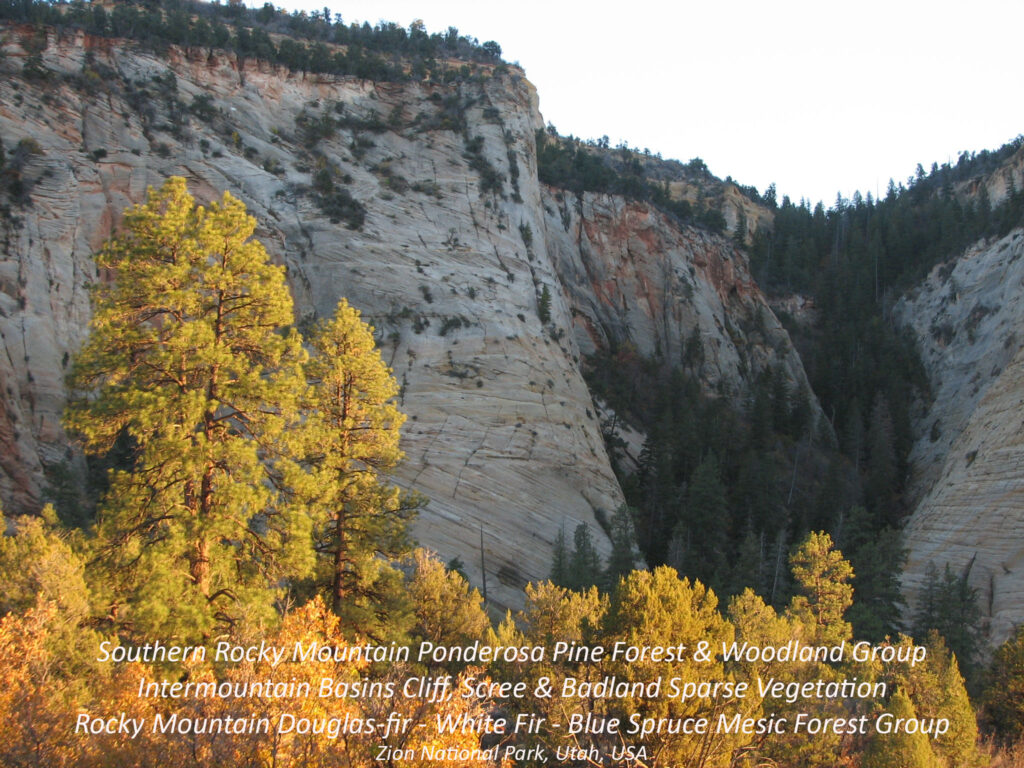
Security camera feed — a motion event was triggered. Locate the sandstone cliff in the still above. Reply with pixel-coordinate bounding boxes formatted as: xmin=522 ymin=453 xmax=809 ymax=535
xmin=0 ymin=27 xmax=813 ymax=610
xmin=896 ymin=228 xmax=1024 ymax=645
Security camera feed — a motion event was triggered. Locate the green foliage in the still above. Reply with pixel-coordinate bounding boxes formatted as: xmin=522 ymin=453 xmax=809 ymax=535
xmin=914 ymin=561 xmax=984 ymax=687
xmin=603 ymin=567 xmax=737 ymax=766
xmin=861 ymin=688 xmax=941 ymax=768
xmin=65 ymin=178 xmax=310 ymax=640
xmin=289 ymin=299 xmax=419 ymax=635
xmin=670 ymin=453 xmax=729 ymax=588
xmin=0 ymin=506 xmax=90 ymax=621
xmin=0 ymin=1 xmax=509 ymax=84
xmin=840 ymin=506 xmax=906 ymax=641
xmin=462 ymin=134 xmax=503 ymax=196
xmin=920 ymin=635 xmax=983 ymax=768
xmin=295 ymin=108 xmax=338 ymax=144
xmin=604 ymin=504 xmax=639 ymax=588
xmin=406 ymin=549 xmax=490 ymax=657
xmin=535 ymin=131 xmax=726 ymax=233
xmin=985 ymin=625 xmax=1024 ymax=745
xmin=568 ymin=523 xmax=602 ymax=591
xmin=314 ymin=183 xmax=366 ymax=229
xmin=787 ymin=531 xmax=853 ymax=645
xmin=64 ymin=179 xmax=412 ymax=642
xmin=749 ymin=145 xmax=1024 ymax=536
xmin=0 ymin=134 xmax=43 ymax=209
xmin=537 ymin=284 xmax=551 ymax=323
xmin=586 ymin=348 xmax=881 ymax=614
xmin=549 ymin=526 xmax=570 ymax=585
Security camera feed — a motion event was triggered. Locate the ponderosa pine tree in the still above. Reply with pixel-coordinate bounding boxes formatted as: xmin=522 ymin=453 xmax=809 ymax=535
xmin=66 ymin=177 xmax=311 ymax=639
xmin=289 ymin=298 xmax=417 ymax=635
xmin=787 ymin=531 xmax=853 ymax=645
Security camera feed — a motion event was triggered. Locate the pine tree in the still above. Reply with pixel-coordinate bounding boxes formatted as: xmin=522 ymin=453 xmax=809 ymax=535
xmin=567 ymin=523 xmax=602 ymax=591
xmin=679 ymin=453 xmax=729 ymax=587
xmin=770 ymin=533 xmax=855 ymax=767
xmin=407 ymin=549 xmax=490 ymax=655
xmin=861 ymin=688 xmax=940 ymax=768
xmin=550 ymin=525 xmax=570 ymax=586
xmin=985 ymin=624 xmax=1024 ymax=745
xmin=787 ymin=531 xmax=853 ymax=645
xmin=537 ymin=284 xmax=552 ymax=323
xmin=604 ymin=567 xmax=735 ymax=766
xmin=604 ymin=504 xmax=638 ymax=589
xmin=0 ymin=505 xmax=90 ymax=620
xmin=290 ymin=298 xmax=418 ymax=633
xmin=65 ymin=177 xmax=310 ymax=639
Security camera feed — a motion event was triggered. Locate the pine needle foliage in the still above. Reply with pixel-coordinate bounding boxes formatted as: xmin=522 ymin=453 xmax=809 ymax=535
xmin=66 ymin=177 xmax=310 ymax=639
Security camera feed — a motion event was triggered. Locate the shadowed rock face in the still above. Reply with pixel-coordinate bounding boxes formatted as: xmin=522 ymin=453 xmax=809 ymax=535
xmin=0 ymin=28 xmax=813 ymax=610
xmin=896 ymin=228 xmax=1024 ymax=645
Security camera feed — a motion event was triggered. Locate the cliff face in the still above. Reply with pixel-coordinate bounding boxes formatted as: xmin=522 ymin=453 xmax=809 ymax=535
xmin=542 ymin=192 xmax=812 ymax=401
xmin=0 ymin=28 xmax=814 ymax=609
xmin=957 ymin=144 xmax=1024 ymax=209
xmin=895 ymin=228 xmax=1024 ymax=644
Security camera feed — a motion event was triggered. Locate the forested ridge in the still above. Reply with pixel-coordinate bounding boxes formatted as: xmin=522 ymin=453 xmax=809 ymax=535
xmin=0 ymin=0 xmax=506 ymax=82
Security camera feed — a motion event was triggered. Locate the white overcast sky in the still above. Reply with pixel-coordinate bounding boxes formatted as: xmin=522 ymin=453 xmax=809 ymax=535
xmin=270 ymin=0 xmax=1024 ymax=207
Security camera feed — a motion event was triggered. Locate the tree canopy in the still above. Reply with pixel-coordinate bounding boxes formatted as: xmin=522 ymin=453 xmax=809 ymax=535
xmin=65 ymin=177 xmax=413 ymax=640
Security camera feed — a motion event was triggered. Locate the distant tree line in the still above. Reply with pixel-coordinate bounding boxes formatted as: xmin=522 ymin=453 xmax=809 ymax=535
xmin=582 ymin=344 xmax=908 ymax=646
xmin=536 ymin=130 xmax=729 ymax=234
xmin=0 ymin=0 xmax=506 ymax=83
xmin=749 ymin=136 xmax=1024 ymax=542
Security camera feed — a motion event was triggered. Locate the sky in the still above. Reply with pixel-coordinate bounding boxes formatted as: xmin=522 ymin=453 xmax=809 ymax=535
xmin=268 ymin=0 xmax=1024 ymax=207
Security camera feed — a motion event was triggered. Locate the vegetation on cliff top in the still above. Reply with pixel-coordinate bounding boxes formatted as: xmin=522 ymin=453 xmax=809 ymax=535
xmin=0 ymin=0 xmax=507 ymax=82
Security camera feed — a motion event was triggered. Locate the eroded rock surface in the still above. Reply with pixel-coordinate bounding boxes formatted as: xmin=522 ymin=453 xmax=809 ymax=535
xmin=896 ymin=228 xmax=1024 ymax=644
xmin=0 ymin=28 xmax=814 ymax=610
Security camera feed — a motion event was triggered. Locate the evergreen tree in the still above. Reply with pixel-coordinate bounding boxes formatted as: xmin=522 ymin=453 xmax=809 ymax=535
xmin=0 ymin=505 xmax=90 ymax=621
xmin=841 ymin=506 xmax=906 ymax=641
xmin=914 ymin=562 xmax=983 ymax=686
xmin=733 ymin=209 xmax=748 ymax=246
xmin=678 ymin=453 xmax=729 ymax=588
xmin=861 ymin=688 xmax=940 ymax=768
xmin=985 ymin=624 xmax=1024 ymax=745
xmin=537 ymin=284 xmax=552 ymax=323
xmin=604 ymin=504 xmax=639 ymax=589
xmin=604 ymin=567 xmax=736 ymax=767
xmin=289 ymin=298 xmax=417 ymax=633
xmin=771 ymin=533 xmax=855 ymax=767
xmin=728 ymin=521 xmax=765 ymax=596
xmin=550 ymin=525 xmax=570 ymax=586
xmin=406 ymin=549 xmax=490 ymax=657
xmin=866 ymin=395 xmax=899 ymax=524
xmin=787 ymin=531 xmax=853 ymax=645
xmin=567 ymin=523 xmax=602 ymax=591
xmin=928 ymin=638 xmax=982 ymax=768
xmin=65 ymin=177 xmax=310 ymax=639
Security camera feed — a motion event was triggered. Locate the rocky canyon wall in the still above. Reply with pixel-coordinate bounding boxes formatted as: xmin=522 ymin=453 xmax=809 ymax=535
xmin=896 ymin=228 xmax=1024 ymax=645
xmin=0 ymin=27 xmax=815 ymax=610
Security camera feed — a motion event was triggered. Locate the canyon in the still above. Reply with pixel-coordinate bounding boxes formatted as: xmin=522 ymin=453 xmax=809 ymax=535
xmin=2 ymin=23 xmax=1023 ymax=635
xmin=0 ymin=28 xmax=810 ymax=612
